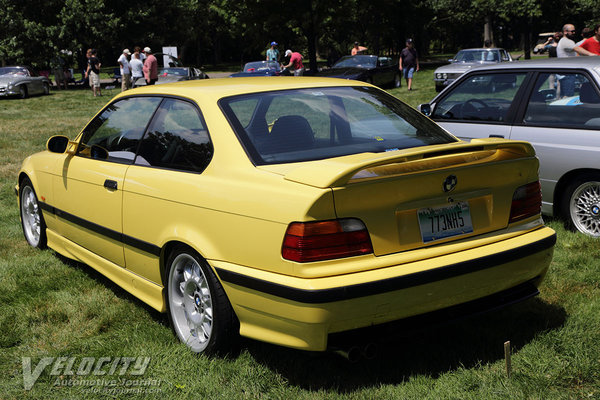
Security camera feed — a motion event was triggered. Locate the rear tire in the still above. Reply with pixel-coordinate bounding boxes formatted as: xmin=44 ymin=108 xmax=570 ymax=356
xmin=43 ymin=83 xmax=50 ymax=95
xmin=165 ymin=245 xmax=238 ymax=355
xmin=561 ymin=173 xmax=600 ymax=237
xmin=19 ymin=177 xmax=47 ymax=249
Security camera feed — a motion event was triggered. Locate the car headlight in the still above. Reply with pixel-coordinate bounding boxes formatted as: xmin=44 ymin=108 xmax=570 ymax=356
xmin=443 ymin=73 xmax=448 ymax=79
xmin=436 ymin=73 xmax=442 ymax=79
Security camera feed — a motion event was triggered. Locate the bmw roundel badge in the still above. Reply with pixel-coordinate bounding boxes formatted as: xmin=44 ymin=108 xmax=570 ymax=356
xmin=443 ymin=175 xmax=457 ymax=192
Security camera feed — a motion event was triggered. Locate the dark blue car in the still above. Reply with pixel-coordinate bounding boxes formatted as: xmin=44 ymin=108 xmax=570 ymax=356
xmin=230 ymin=61 xmax=290 ymax=77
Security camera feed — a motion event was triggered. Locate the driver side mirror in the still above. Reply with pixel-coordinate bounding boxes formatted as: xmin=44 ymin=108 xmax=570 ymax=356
xmin=418 ymin=103 xmax=432 ymax=117
xmin=46 ymin=135 xmax=69 ymax=153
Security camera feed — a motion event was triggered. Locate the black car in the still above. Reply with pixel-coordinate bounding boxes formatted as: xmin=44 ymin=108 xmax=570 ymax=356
xmin=317 ymin=55 xmax=401 ymax=88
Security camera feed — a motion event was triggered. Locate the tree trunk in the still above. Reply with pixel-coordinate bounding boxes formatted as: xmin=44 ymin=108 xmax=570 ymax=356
xmin=484 ymin=15 xmax=494 ymax=47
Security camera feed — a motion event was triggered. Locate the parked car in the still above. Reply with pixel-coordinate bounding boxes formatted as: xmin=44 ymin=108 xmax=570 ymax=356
xmin=419 ymin=57 xmax=600 ymax=237
xmin=0 ymin=66 xmax=52 ymax=98
xmin=433 ymin=48 xmax=513 ymax=92
xmin=17 ymin=77 xmax=555 ymax=356
xmin=532 ymin=32 xmax=556 ymax=54
xmin=229 ymin=61 xmax=289 ymax=77
xmin=133 ymin=53 xmax=209 ymax=87
xmin=317 ymin=55 xmax=401 ymax=88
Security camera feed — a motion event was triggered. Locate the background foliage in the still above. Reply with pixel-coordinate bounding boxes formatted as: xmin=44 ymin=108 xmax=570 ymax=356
xmin=0 ymin=0 xmax=599 ymax=68
xmin=1 ymin=0 xmax=599 ymax=70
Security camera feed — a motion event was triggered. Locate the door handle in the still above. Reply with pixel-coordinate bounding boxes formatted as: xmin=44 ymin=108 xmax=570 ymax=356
xmin=489 ymin=134 xmax=504 ymax=138
xmin=104 ymin=179 xmax=118 ymax=190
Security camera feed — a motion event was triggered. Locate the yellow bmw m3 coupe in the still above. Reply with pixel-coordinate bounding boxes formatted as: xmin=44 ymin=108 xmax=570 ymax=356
xmin=17 ymin=77 xmax=556 ymax=356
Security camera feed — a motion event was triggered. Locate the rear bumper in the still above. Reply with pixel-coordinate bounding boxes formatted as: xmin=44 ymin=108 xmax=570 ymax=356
xmin=212 ymin=226 xmax=556 ymax=351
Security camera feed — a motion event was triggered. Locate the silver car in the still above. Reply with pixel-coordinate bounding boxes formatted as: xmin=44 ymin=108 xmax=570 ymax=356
xmin=433 ymin=48 xmax=513 ymax=92
xmin=0 ymin=66 xmax=51 ymax=98
xmin=419 ymin=57 xmax=600 ymax=236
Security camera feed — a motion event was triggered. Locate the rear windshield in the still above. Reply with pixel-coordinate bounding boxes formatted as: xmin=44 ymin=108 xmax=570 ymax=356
xmin=219 ymin=86 xmax=457 ymax=165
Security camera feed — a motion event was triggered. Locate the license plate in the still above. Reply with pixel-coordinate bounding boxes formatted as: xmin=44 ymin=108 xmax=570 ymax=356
xmin=418 ymin=202 xmax=473 ymax=243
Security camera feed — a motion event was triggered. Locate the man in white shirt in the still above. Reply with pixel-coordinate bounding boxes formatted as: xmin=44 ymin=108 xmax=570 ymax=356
xmin=557 ymin=24 xmax=578 ymax=57
xmin=130 ymin=52 xmax=144 ymax=87
xmin=117 ymin=49 xmax=131 ymax=91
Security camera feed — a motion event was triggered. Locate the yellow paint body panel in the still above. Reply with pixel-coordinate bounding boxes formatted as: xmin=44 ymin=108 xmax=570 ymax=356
xmin=16 ymin=78 xmax=556 ymax=352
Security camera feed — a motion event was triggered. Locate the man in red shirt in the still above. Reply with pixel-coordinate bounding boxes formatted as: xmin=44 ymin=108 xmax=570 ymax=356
xmin=282 ymin=49 xmax=305 ymax=76
xmin=575 ymin=24 xmax=600 ymax=56
xmin=142 ymin=47 xmax=159 ymax=85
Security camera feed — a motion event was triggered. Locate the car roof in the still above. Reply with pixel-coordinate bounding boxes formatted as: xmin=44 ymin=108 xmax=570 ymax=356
xmin=113 ymin=77 xmax=371 ymax=102
xmin=460 ymin=56 xmax=600 ymax=72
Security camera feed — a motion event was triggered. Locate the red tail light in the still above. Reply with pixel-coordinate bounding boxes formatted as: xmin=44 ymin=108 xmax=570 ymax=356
xmin=282 ymin=219 xmax=373 ymax=262
xmin=509 ymin=181 xmax=542 ymax=223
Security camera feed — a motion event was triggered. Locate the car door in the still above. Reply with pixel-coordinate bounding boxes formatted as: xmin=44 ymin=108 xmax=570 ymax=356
xmin=26 ymin=67 xmax=43 ymax=94
xmin=430 ymin=71 xmax=529 ymax=140
xmin=122 ymin=97 xmax=214 ymax=284
xmin=52 ymin=96 xmax=162 ymax=267
xmin=509 ymin=70 xmax=600 ymax=213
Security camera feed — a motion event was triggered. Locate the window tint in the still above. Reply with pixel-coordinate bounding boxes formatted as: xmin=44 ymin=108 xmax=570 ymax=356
xmin=432 ymin=72 xmax=526 ymax=122
xmin=135 ymin=98 xmax=213 ymax=172
xmin=221 ymin=87 xmax=456 ymax=165
xmin=523 ymin=72 xmax=600 ymax=128
xmin=78 ymin=97 xmax=162 ymax=162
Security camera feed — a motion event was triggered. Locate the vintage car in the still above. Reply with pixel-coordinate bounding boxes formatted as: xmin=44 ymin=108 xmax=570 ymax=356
xmin=17 ymin=77 xmax=555 ymax=357
xmin=420 ymin=57 xmax=600 ymax=237
xmin=229 ymin=61 xmax=289 ymax=77
xmin=433 ymin=48 xmax=513 ymax=92
xmin=0 ymin=66 xmax=52 ymax=98
xmin=317 ymin=55 xmax=401 ymax=88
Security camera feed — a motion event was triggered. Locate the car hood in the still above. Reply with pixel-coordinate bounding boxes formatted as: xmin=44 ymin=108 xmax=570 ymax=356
xmin=0 ymin=75 xmax=21 ymax=85
xmin=434 ymin=63 xmax=492 ymax=74
xmin=318 ymin=67 xmax=369 ymax=79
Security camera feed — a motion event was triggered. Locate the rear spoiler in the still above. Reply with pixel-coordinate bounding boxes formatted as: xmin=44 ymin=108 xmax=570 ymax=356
xmin=284 ymin=139 xmax=536 ymax=188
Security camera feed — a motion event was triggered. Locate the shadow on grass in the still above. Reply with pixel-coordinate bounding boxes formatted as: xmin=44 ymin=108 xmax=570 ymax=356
xmin=52 ymin=252 xmax=566 ymax=392
xmin=244 ymin=297 xmax=566 ymax=392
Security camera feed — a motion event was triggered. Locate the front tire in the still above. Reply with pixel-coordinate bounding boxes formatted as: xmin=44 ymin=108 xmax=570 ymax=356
xmin=166 ymin=246 xmax=238 ymax=355
xmin=18 ymin=85 xmax=28 ymax=99
xmin=19 ymin=177 xmax=47 ymax=249
xmin=393 ymin=73 xmax=401 ymax=88
xmin=562 ymin=174 xmax=600 ymax=237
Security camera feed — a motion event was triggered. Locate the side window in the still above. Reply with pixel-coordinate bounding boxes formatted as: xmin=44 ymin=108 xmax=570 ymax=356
xmin=78 ymin=97 xmax=162 ymax=162
xmin=136 ymin=98 xmax=213 ymax=173
xmin=523 ymin=72 xmax=600 ymax=128
xmin=432 ymin=72 xmax=526 ymax=122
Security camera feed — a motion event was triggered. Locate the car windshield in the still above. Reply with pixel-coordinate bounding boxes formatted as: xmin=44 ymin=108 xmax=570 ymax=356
xmin=0 ymin=67 xmax=28 ymax=76
xmin=244 ymin=61 xmax=280 ymax=72
xmin=158 ymin=68 xmax=188 ymax=76
xmin=332 ymin=55 xmax=377 ymax=69
xmin=220 ymin=86 xmax=457 ymax=165
xmin=454 ymin=50 xmax=499 ymax=63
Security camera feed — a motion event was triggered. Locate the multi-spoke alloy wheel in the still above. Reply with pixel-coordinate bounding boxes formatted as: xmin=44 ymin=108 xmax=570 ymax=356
xmin=569 ymin=181 xmax=600 ymax=237
xmin=19 ymin=178 xmax=46 ymax=248
xmin=166 ymin=247 xmax=237 ymax=354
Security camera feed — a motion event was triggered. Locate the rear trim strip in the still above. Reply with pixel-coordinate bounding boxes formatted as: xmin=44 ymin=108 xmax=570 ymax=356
xmin=215 ymin=233 xmax=556 ymax=304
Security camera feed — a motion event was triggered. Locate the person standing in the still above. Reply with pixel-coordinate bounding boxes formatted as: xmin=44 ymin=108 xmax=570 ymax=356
xmin=575 ymin=24 xmax=600 ymax=56
xmin=130 ymin=52 xmax=144 ymax=87
xmin=399 ymin=39 xmax=419 ymax=91
xmin=351 ymin=42 xmax=367 ymax=55
xmin=557 ymin=24 xmax=578 ymax=58
xmin=266 ymin=42 xmax=279 ymax=62
xmin=282 ymin=49 xmax=305 ymax=76
xmin=85 ymin=49 xmax=102 ymax=97
xmin=50 ymin=54 xmax=67 ymax=90
xmin=117 ymin=48 xmax=132 ymax=91
xmin=142 ymin=47 xmax=158 ymax=85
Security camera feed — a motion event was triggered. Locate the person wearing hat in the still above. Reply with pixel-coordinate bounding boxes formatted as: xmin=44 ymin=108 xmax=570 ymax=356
xmin=399 ymin=38 xmax=419 ymax=91
xmin=142 ymin=47 xmax=158 ymax=85
xmin=266 ymin=42 xmax=279 ymax=62
xmin=117 ymin=48 xmax=132 ymax=91
xmin=351 ymin=42 xmax=368 ymax=55
xmin=282 ymin=49 xmax=304 ymax=76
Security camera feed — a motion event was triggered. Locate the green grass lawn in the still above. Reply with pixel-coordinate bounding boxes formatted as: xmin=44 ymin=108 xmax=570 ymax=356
xmin=0 ymin=72 xmax=599 ymax=399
